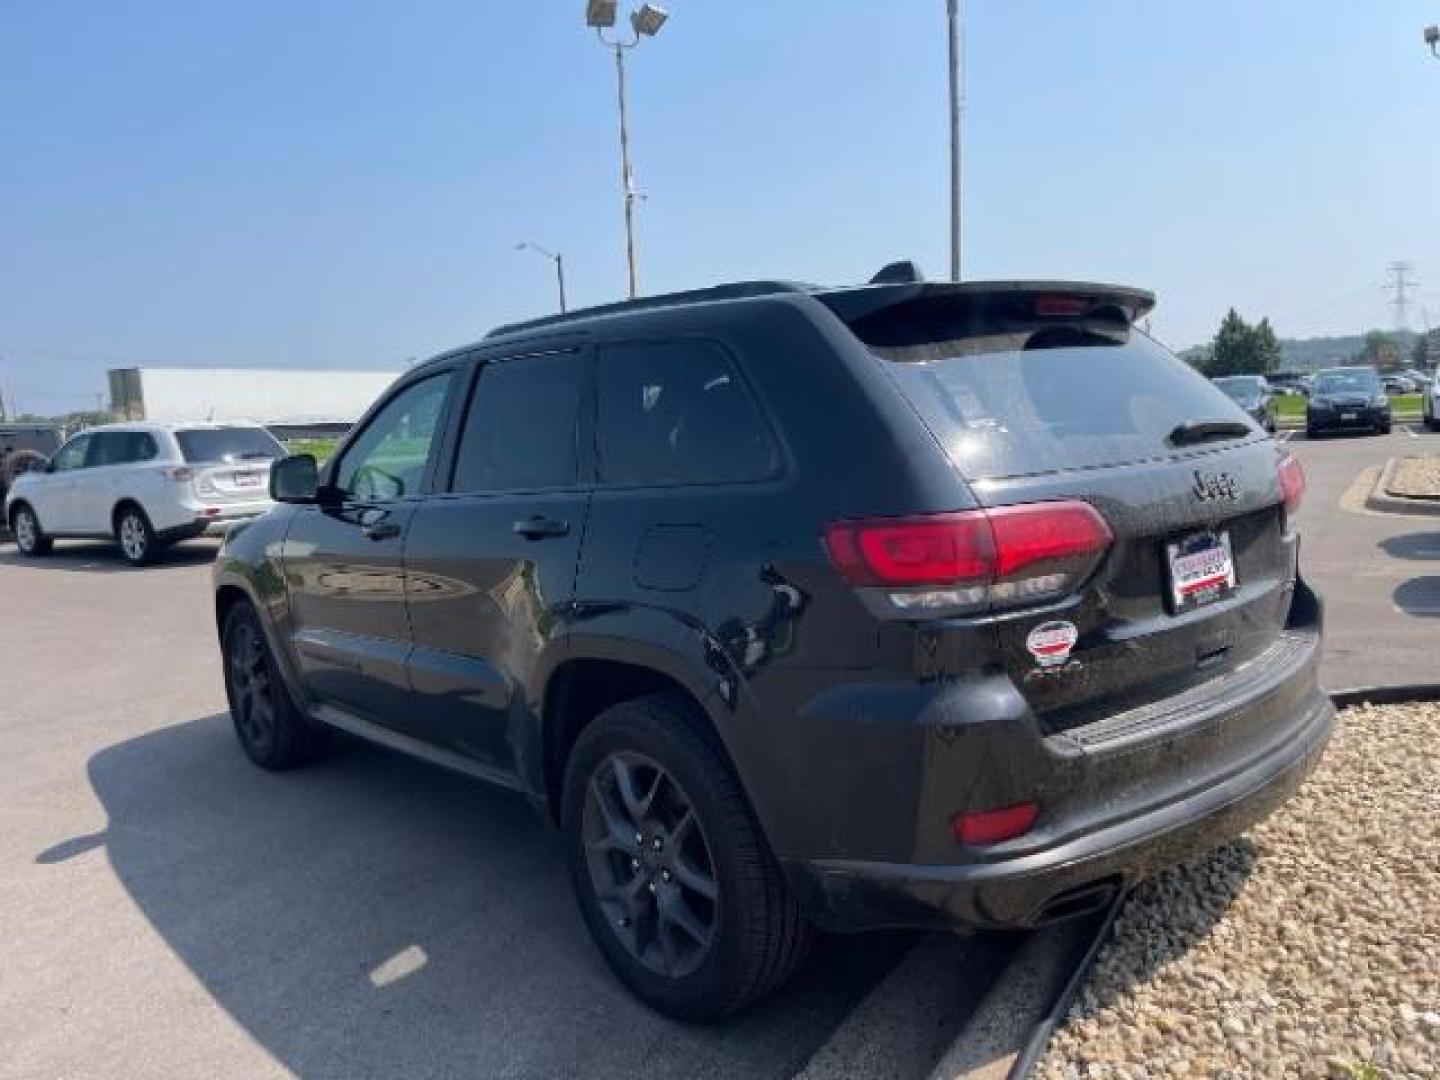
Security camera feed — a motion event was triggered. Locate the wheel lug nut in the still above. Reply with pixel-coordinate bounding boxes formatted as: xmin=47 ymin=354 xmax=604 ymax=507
xmin=647 ymin=881 xmax=657 ymax=894
xmin=630 ymin=857 xmax=641 ymax=871
xmin=652 ymin=837 xmax=663 ymax=851
xmin=635 ymin=832 xmax=644 ymax=845
xmin=660 ymin=869 xmax=672 ymax=884
xmin=617 ymin=916 xmax=630 ymax=928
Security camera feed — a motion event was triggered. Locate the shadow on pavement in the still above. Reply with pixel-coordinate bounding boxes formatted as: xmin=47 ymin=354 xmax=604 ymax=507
xmin=65 ymin=713 xmax=908 ymax=1080
xmin=1393 ymin=576 xmax=1440 ymax=618
xmin=0 ymin=539 xmax=219 ymax=573
xmin=1378 ymin=532 xmax=1440 ymax=562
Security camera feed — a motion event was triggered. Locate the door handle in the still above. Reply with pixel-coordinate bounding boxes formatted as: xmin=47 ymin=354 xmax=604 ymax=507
xmin=362 ymin=521 xmax=401 ymax=541
xmin=513 ymin=516 xmax=569 ymax=540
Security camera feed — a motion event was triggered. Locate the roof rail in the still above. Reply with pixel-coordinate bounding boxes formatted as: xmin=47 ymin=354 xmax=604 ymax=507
xmin=484 ymin=280 xmax=816 ymax=339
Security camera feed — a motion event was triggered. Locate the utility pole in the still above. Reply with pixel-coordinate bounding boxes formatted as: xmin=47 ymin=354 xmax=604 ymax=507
xmin=946 ymin=0 xmax=963 ymax=281
xmin=1385 ymin=261 xmax=1417 ymax=331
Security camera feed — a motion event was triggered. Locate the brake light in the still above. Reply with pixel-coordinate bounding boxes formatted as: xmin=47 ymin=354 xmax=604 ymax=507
xmin=1033 ymin=294 xmax=1090 ymax=317
xmin=953 ymin=802 xmax=1039 ymax=845
xmin=164 ymin=466 xmax=194 ymax=483
xmin=823 ymin=501 xmax=1112 ymax=613
xmin=1277 ymin=453 xmax=1305 ymax=516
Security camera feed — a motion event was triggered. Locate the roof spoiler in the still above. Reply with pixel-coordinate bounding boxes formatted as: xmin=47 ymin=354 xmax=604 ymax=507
xmin=818 ymin=279 xmax=1156 ymax=327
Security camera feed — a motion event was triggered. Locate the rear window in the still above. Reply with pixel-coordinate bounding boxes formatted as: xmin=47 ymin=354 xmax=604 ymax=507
xmin=1213 ymin=377 xmax=1265 ymax=405
xmin=875 ymin=322 xmax=1253 ymax=480
xmin=175 ymin=427 xmax=284 ymax=464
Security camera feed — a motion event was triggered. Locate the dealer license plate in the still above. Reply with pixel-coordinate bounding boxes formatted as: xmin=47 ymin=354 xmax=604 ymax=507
xmin=1165 ymin=530 xmax=1237 ymax=613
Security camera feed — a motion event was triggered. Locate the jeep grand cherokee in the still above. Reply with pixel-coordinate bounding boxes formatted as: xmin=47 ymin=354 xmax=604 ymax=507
xmin=212 ymin=271 xmax=1332 ymax=1019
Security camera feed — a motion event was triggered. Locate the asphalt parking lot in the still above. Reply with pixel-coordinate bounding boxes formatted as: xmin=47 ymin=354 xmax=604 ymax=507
xmin=2 ymin=426 xmax=1437 ymax=1080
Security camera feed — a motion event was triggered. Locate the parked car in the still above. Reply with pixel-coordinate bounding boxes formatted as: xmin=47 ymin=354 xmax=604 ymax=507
xmin=213 ymin=275 xmax=1333 ymax=1019
xmin=1381 ymin=374 xmax=1417 ymax=395
xmin=5 ymin=422 xmax=285 ymax=565
xmin=1211 ymin=375 xmax=1277 ymax=433
xmin=0 ymin=424 xmax=63 ymax=504
xmin=1305 ymin=367 xmax=1391 ymax=437
xmin=1267 ymin=372 xmax=1311 ymax=397
xmin=1424 ymin=370 xmax=1440 ymax=431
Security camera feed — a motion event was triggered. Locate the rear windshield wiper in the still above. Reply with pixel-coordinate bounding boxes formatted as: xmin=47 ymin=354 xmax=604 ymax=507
xmin=1168 ymin=419 xmax=1252 ymax=446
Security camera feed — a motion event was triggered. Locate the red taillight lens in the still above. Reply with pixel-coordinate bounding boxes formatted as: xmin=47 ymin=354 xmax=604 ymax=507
xmin=824 ymin=502 xmax=1112 ymax=610
xmin=953 ymin=802 xmax=1039 ymax=845
xmin=1277 ymin=454 xmax=1305 ymax=516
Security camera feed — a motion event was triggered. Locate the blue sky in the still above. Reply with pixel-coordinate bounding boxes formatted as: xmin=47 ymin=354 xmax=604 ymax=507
xmin=3 ymin=1 xmax=1439 ymax=416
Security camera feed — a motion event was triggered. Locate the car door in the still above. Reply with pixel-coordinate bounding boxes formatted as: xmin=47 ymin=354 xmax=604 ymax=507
xmin=70 ymin=431 xmax=132 ymax=534
xmin=34 ymin=433 xmax=93 ymax=532
xmin=281 ymin=368 xmax=460 ymax=726
xmin=402 ymin=348 xmax=591 ymax=775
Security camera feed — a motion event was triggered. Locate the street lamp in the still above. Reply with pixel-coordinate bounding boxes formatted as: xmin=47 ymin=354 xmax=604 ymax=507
xmin=515 ymin=241 xmax=567 ymax=313
xmin=1426 ymin=24 xmax=1440 ymax=58
xmin=587 ymin=2 xmax=670 ymax=299
xmin=946 ymin=0 xmax=963 ymax=281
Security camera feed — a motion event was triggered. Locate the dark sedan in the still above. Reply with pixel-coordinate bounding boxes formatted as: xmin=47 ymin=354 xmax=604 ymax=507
xmin=1305 ymin=367 xmax=1391 ymax=437
xmin=1213 ymin=375 xmax=1276 ymax=433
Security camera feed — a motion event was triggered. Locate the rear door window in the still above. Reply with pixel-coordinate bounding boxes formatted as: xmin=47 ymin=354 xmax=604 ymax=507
xmin=451 ymin=352 xmax=584 ymax=493
xmin=175 ymin=427 xmax=285 ymax=464
xmin=876 ymin=324 xmax=1253 ymax=480
xmin=595 ymin=340 xmax=775 ymax=486
xmin=51 ymin=435 xmax=92 ymax=472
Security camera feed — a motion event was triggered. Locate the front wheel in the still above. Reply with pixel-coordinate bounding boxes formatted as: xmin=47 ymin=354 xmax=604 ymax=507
xmin=562 ymin=694 xmax=812 ymax=1020
xmin=222 ymin=602 xmax=326 ymax=769
xmin=10 ymin=504 xmax=52 ymax=556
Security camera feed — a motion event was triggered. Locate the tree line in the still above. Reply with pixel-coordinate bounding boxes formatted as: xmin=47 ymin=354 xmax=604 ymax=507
xmin=1187 ymin=309 xmax=1432 ymax=376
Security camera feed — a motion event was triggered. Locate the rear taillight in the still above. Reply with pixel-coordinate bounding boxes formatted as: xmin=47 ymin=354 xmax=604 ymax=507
xmin=823 ymin=501 xmax=1112 ymax=614
xmin=164 ymin=466 xmax=194 ymax=483
xmin=1277 ymin=453 xmax=1305 ymax=516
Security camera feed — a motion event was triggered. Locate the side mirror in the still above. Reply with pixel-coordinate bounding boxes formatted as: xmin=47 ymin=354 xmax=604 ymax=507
xmin=270 ymin=454 xmax=319 ymax=503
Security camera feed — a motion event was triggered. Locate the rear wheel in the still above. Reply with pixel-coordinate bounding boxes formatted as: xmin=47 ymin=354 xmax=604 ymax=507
xmin=562 ymin=694 xmax=812 ymax=1020
xmin=115 ymin=505 xmax=158 ymax=566
xmin=10 ymin=504 xmax=52 ymax=556
xmin=221 ymin=602 xmax=326 ymax=769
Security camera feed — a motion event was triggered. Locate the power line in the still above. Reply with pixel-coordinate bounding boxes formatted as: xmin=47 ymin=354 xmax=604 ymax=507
xmin=1385 ymin=261 xmax=1418 ymax=332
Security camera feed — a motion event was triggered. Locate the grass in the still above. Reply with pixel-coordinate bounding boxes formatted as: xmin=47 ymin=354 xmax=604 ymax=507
xmin=1275 ymin=393 xmax=1421 ymax=421
xmin=285 ymin=437 xmax=340 ymax=464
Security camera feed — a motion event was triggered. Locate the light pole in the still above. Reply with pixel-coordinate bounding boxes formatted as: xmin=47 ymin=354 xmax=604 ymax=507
xmin=1426 ymin=24 xmax=1439 ymax=58
xmin=946 ymin=0 xmax=963 ymax=281
xmin=515 ymin=241 xmax=568 ymax=312
xmin=586 ymin=1 xmax=670 ymax=299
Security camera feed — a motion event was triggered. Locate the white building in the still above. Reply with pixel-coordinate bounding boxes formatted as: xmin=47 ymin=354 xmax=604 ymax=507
xmin=108 ymin=367 xmax=402 ymax=437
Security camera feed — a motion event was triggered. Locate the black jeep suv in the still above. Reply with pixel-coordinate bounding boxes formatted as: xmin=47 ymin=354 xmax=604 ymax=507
xmin=213 ymin=273 xmax=1332 ymax=1019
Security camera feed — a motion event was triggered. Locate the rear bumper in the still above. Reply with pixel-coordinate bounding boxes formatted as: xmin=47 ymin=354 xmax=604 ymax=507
xmin=778 ymin=587 xmax=1334 ymax=933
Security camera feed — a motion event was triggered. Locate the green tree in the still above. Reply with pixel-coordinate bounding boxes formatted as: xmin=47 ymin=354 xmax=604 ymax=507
xmin=1207 ymin=309 xmax=1257 ymax=375
xmin=1253 ymin=318 xmax=1282 ymax=375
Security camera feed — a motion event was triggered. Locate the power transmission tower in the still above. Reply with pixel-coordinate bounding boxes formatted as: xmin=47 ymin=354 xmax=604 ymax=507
xmin=1385 ymin=261 xmax=1417 ymax=331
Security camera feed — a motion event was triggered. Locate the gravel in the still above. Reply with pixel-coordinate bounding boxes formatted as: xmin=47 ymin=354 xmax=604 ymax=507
xmin=1036 ymin=703 xmax=1440 ymax=1079
xmin=1386 ymin=456 xmax=1440 ymax=501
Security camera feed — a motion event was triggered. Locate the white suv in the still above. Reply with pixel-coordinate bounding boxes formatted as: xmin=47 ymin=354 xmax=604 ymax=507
xmin=5 ymin=422 xmax=284 ymax=565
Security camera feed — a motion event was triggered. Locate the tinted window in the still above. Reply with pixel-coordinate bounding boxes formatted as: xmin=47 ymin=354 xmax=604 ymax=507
xmin=452 ymin=353 xmax=583 ymax=493
xmin=88 ymin=431 xmax=159 ymax=466
xmin=51 ymin=435 xmax=92 ymax=472
xmin=175 ymin=427 xmax=284 ymax=464
xmin=335 ymin=373 xmax=453 ymax=500
xmin=596 ymin=341 xmax=774 ymax=486
xmin=880 ymin=326 xmax=1254 ymax=480
xmin=1213 ymin=377 xmax=1265 ymax=406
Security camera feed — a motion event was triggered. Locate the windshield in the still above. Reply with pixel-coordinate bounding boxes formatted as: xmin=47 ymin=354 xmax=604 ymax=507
xmin=1314 ymin=371 xmax=1380 ymax=396
xmin=1213 ymin=377 xmax=1265 ymax=405
xmin=175 ymin=427 xmax=285 ymax=464
xmin=881 ymin=328 xmax=1254 ymax=480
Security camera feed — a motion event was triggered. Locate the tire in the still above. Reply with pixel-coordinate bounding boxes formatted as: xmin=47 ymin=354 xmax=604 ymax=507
xmin=1379 ymin=423 xmax=1392 ymax=436
xmin=114 ymin=504 xmax=159 ymax=566
xmin=1305 ymin=425 xmax=1319 ymax=440
xmin=221 ymin=601 xmax=327 ymax=769
xmin=9 ymin=503 xmax=52 ymax=556
xmin=561 ymin=693 xmax=813 ymax=1020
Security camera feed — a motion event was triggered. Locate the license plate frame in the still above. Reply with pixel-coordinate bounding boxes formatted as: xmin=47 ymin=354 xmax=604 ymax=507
xmin=231 ymin=472 xmax=262 ymax=488
xmin=1340 ymin=411 xmax=1358 ymax=422
xmin=1165 ymin=529 xmax=1237 ymax=613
